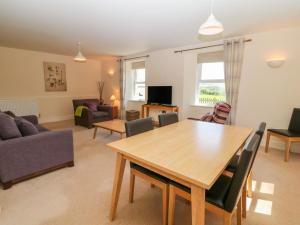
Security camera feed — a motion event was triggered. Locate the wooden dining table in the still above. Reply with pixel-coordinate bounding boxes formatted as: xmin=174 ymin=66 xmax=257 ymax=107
xmin=107 ymin=120 xmax=252 ymax=225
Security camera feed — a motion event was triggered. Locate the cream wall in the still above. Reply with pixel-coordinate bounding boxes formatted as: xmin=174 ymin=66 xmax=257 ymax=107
xmin=0 ymin=46 xmax=101 ymax=123
xmin=106 ymin=26 xmax=300 ymax=152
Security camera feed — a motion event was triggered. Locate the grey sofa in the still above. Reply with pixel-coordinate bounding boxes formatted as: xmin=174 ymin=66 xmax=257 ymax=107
xmin=0 ymin=115 xmax=74 ymax=189
xmin=72 ymin=99 xmax=114 ymax=128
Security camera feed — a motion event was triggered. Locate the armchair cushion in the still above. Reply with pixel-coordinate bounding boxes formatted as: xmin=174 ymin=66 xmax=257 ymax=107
xmin=0 ymin=112 xmax=22 ymax=140
xmin=93 ymin=111 xmax=109 ymax=119
xmin=15 ymin=117 xmax=39 ymax=136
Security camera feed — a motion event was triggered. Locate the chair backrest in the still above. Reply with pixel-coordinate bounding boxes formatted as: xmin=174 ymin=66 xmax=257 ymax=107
xmin=223 ymin=133 xmax=260 ymax=212
xmin=158 ymin=112 xmax=179 ymax=127
xmin=288 ymin=108 xmax=300 ymax=133
xmin=125 ymin=117 xmax=153 ymax=137
xmin=212 ymin=102 xmax=231 ymax=124
xmin=250 ymin=122 xmax=266 ymax=171
xmin=72 ymin=99 xmax=99 ymax=111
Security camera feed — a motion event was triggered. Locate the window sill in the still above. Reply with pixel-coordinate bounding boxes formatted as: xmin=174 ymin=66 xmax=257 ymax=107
xmin=127 ymin=99 xmax=145 ymax=102
xmin=190 ymin=104 xmax=214 ymax=108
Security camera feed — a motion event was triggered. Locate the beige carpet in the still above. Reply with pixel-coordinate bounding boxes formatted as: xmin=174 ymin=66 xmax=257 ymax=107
xmin=0 ymin=123 xmax=300 ymax=225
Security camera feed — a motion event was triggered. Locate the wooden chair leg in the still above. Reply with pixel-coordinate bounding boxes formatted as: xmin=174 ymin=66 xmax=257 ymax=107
xmin=285 ymin=141 xmax=291 ymax=162
xmin=265 ymin=132 xmax=271 ymax=153
xmin=223 ymin=214 xmax=232 ymax=225
xmin=237 ymin=198 xmax=242 ymax=225
xmin=129 ymin=170 xmax=135 ymax=203
xmin=162 ymin=184 xmax=169 ymax=225
xmin=247 ymin=172 xmax=253 ymax=198
xmin=242 ymin=184 xmax=247 ymax=218
xmin=168 ymin=185 xmax=176 ymax=225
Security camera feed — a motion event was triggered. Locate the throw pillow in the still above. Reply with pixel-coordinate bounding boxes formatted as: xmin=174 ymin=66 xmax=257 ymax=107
xmin=4 ymin=111 xmax=16 ymax=118
xmin=85 ymin=102 xmax=98 ymax=112
xmin=0 ymin=112 xmax=22 ymax=140
xmin=15 ymin=117 xmax=39 ymax=136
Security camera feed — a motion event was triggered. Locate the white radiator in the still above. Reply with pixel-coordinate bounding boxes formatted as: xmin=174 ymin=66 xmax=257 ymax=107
xmin=0 ymin=99 xmax=39 ymax=116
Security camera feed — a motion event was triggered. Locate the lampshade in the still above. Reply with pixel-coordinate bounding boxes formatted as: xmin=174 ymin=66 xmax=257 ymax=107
xmin=74 ymin=42 xmax=87 ymax=62
xmin=198 ymin=13 xmax=224 ymax=35
xmin=110 ymin=95 xmax=116 ymax=101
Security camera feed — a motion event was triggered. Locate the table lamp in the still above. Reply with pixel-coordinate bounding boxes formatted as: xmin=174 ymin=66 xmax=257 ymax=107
xmin=110 ymin=95 xmax=116 ymax=105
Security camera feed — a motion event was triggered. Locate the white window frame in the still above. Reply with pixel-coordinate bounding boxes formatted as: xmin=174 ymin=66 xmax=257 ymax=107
xmin=132 ymin=68 xmax=146 ymax=101
xmin=195 ymin=61 xmax=226 ymax=106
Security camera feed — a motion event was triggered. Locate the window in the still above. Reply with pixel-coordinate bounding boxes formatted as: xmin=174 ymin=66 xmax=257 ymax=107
xmin=127 ymin=60 xmax=145 ymax=101
xmin=196 ymin=51 xmax=226 ymax=106
xmin=132 ymin=68 xmax=145 ymax=100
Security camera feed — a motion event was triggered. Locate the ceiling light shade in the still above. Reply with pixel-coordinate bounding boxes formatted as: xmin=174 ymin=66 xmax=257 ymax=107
xmin=198 ymin=13 xmax=224 ymax=35
xmin=74 ymin=42 xmax=87 ymax=62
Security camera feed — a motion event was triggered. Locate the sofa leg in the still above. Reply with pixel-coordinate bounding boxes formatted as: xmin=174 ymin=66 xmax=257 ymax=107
xmin=68 ymin=161 xmax=75 ymax=167
xmin=2 ymin=181 xmax=13 ymax=190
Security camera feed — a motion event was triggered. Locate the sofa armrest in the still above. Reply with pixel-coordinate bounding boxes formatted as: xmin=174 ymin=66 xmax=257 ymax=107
xmin=22 ymin=115 xmax=39 ymax=125
xmin=0 ymin=129 xmax=74 ymax=183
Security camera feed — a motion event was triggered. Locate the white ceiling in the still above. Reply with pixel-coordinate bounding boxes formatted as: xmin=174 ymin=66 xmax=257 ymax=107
xmin=0 ymin=0 xmax=299 ymax=57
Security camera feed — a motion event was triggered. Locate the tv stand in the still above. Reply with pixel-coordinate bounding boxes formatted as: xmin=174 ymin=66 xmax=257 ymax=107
xmin=141 ymin=104 xmax=179 ymax=118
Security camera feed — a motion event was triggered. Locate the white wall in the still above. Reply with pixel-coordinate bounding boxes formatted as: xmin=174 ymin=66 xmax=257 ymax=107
xmin=0 ymin=46 xmax=101 ymax=123
xmin=119 ymin=26 xmax=300 ymax=152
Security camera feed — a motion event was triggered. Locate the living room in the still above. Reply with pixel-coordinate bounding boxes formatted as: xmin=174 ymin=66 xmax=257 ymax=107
xmin=0 ymin=1 xmax=300 ymax=225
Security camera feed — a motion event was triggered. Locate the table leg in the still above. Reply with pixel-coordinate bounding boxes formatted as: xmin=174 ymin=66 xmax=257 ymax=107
xmin=285 ymin=141 xmax=291 ymax=162
xmin=242 ymin=184 xmax=247 ymax=218
xmin=191 ymin=185 xmax=205 ymax=225
xmin=109 ymin=153 xmax=126 ymax=221
xmin=265 ymin=131 xmax=271 ymax=153
xmin=110 ymin=130 xmax=113 ymax=135
xmin=93 ymin=127 xmax=98 ymax=139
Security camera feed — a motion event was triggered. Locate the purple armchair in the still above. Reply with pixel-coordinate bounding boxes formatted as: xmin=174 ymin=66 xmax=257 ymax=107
xmin=0 ymin=115 xmax=74 ymax=189
xmin=72 ymin=99 xmax=114 ymax=128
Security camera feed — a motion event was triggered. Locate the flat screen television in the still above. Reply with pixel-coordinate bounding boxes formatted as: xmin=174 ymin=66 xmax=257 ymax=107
xmin=147 ymin=86 xmax=172 ymax=105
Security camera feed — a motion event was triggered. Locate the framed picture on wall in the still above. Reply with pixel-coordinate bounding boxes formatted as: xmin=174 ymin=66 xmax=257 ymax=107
xmin=43 ymin=62 xmax=67 ymax=92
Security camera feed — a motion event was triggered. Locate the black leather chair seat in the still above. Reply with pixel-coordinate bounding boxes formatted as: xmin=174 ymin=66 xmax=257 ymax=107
xmin=170 ymin=175 xmax=232 ymax=209
xmin=226 ymin=155 xmax=239 ymax=173
xmin=93 ymin=111 xmax=109 ymax=119
xmin=268 ymin=129 xmax=300 ymax=137
xmin=130 ymin=163 xmax=169 ymax=183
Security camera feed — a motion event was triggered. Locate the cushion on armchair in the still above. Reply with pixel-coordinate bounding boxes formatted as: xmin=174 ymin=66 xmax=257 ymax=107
xmin=0 ymin=112 xmax=22 ymax=140
xmin=85 ymin=102 xmax=98 ymax=112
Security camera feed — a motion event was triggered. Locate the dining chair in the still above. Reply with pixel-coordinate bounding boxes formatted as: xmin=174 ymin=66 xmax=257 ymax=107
xmin=125 ymin=117 xmax=170 ymax=225
xmin=158 ymin=112 xmax=179 ymax=127
xmin=225 ymin=122 xmax=266 ymax=218
xmin=167 ymin=133 xmax=260 ymax=225
xmin=265 ymin=108 xmax=300 ymax=161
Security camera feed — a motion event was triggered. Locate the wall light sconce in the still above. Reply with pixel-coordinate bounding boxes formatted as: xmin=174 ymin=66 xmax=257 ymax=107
xmin=108 ymin=69 xmax=115 ymax=77
xmin=266 ymin=58 xmax=285 ymax=68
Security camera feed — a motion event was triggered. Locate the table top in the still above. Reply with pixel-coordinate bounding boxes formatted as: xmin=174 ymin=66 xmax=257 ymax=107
xmin=94 ymin=119 xmax=126 ymax=133
xmin=107 ymin=120 xmax=252 ymax=189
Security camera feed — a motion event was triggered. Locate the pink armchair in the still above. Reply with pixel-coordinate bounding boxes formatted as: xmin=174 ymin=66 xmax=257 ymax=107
xmin=189 ymin=102 xmax=231 ymax=124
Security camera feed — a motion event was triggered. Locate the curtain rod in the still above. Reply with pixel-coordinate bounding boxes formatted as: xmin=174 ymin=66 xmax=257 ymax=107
xmin=120 ymin=55 xmax=150 ymax=61
xmin=174 ymin=39 xmax=252 ymax=54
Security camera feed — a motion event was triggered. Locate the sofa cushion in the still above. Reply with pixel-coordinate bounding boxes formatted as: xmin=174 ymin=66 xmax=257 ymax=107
xmin=15 ymin=117 xmax=39 ymax=136
xmin=85 ymin=102 xmax=98 ymax=112
xmin=4 ymin=111 xmax=16 ymax=118
xmin=0 ymin=112 xmax=22 ymax=140
xmin=93 ymin=111 xmax=109 ymax=119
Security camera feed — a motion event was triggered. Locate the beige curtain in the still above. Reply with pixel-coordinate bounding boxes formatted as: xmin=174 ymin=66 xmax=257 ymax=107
xmin=119 ymin=59 xmax=126 ymax=119
xmin=224 ymin=38 xmax=245 ymax=124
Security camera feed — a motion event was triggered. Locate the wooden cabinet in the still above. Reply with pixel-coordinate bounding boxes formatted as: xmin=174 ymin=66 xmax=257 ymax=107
xmin=113 ymin=106 xmax=119 ymax=119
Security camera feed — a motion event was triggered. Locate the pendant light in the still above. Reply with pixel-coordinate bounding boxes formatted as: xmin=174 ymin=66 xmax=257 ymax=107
xmin=198 ymin=0 xmax=224 ymax=35
xmin=74 ymin=42 xmax=87 ymax=62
